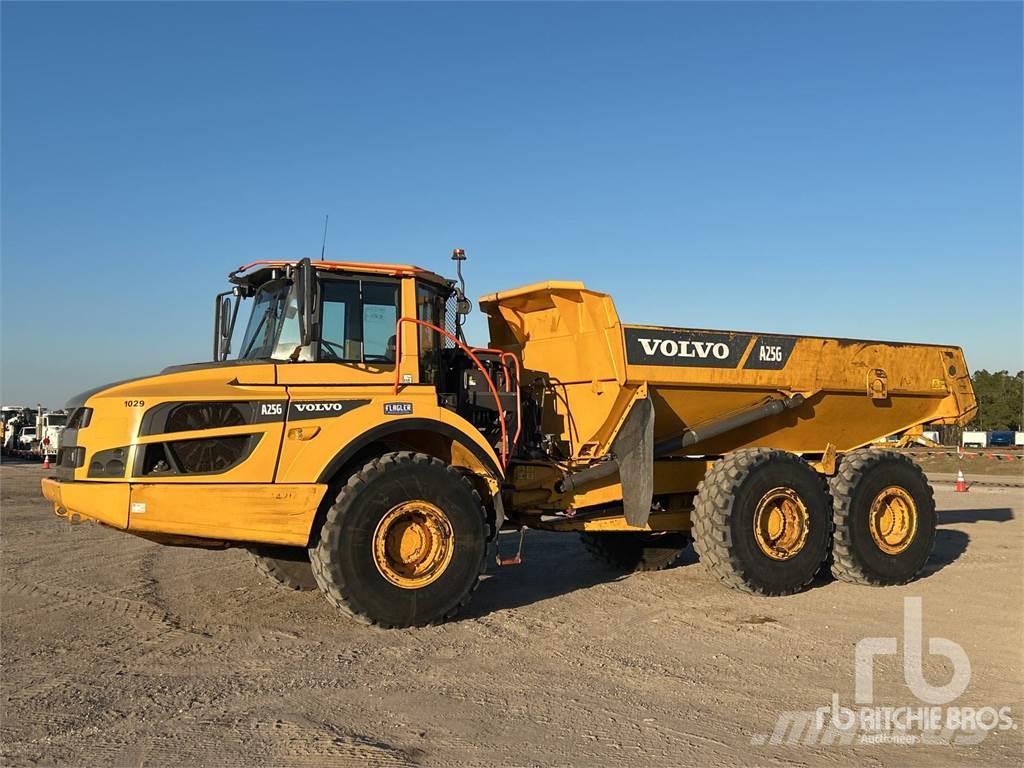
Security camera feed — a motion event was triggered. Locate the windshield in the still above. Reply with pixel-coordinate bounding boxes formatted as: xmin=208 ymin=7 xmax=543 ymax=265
xmin=45 ymin=414 xmax=67 ymax=426
xmin=238 ymin=279 xmax=304 ymax=360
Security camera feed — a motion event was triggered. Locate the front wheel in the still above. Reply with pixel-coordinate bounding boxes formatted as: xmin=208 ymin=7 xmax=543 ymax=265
xmin=309 ymin=452 xmax=491 ymax=628
xmin=249 ymin=545 xmax=318 ymax=591
xmin=692 ymin=448 xmax=831 ymax=596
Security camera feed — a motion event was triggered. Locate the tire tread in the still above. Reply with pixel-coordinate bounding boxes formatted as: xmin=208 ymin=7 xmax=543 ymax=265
xmin=692 ymin=448 xmax=828 ymax=596
xmin=829 ymin=448 xmax=935 ymax=585
xmin=309 ymin=451 xmax=492 ymax=628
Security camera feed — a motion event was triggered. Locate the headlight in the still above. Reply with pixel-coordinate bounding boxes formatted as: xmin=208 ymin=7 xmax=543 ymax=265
xmin=88 ymin=446 xmax=129 ymax=478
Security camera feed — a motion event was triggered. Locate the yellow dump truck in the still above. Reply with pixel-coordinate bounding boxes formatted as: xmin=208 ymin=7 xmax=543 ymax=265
xmin=42 ymin=253 xmax=976 ymax=627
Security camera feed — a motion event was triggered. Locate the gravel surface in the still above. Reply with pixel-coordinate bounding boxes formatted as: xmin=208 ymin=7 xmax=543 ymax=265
xmin=2 ymin=461 xmax=1022 ymax=767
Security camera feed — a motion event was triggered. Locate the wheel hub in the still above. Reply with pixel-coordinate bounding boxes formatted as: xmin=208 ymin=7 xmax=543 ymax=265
xmin=869 ymin=486 xmax=918 ymax=555
xmin=372 ymin=501 xmax=454 ymax=589
xmin=753 ymin=487 xmax=810 ymax=561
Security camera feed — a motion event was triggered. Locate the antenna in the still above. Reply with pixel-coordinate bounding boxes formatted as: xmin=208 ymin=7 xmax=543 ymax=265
xmin=320 ymin=215 xmax=329 ymax=261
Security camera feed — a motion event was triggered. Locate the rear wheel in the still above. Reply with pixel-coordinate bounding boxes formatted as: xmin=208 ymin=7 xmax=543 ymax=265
xmin=309 ymin=452 xmax=490 ymax=628
xmin=829 ymin=449 xmax=935 ymax=585
xmin=692 ymin=448 xmax=830 ymax=596
xmin=580 ymin=531 xmax=690 ymax=572
xmin=249 ymin=545 xmax=318 ymax=591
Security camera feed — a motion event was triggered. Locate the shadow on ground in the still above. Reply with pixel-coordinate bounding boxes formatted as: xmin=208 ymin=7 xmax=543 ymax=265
xmin=463 ymin=531 xmax=700 ymax=619
xmin=920 ymin=529 xmax=970 ymax=576
xmin=465 ymin=517 xmax=979 ymax=616
xmin=939 ymin=507 xmax=1014 ymax=525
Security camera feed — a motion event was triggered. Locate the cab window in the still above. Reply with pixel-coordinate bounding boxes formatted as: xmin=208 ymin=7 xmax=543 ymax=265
xmin=319 ymin=279 xmax=399 ymax=363
xmin=416 ymin=283 xmax=448 ymax=383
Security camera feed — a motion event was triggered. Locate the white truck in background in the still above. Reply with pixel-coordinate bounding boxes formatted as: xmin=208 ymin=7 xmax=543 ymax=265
xmin=33 ymin=411 xmax=67 ymax=459
xmin=962 ymin=431 xmax=988 ymax=448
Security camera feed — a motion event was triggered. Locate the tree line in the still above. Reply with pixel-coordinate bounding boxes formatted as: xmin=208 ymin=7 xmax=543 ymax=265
xmin=969 ymin=370 xmax=1023 ymax=431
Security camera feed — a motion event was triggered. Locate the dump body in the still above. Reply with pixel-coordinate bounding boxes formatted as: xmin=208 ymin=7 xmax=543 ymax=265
xmin=482 ymin=281 xmax=976 ymax=494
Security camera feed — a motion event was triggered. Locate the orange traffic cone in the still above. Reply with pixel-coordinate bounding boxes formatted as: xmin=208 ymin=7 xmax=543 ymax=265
xmin=42 ymin=455 xmax=50 ymax=470
xmin=954 ymin=468 xmax=968 ymax=493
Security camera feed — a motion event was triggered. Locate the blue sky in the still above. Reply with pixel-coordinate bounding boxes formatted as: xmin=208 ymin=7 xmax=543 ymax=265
xmin=2 ymin=1 xmax=1021 ymax=407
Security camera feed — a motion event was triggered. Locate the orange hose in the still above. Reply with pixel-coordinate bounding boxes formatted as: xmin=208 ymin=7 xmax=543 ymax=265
xmin=393 ymin=318 xmax=509 ymax=468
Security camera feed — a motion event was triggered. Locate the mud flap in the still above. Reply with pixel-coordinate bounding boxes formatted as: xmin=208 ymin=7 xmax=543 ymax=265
xmin=613 ymin=395 xmax=655 ymax=527
xmin=491 ymin=491 xmax=506 ymax=538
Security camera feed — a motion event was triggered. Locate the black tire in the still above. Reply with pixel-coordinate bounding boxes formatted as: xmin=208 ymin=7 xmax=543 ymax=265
xmin=692 ymin=448 xmax=831 ymax=596
xmin=580 ymin=531 xmax=690 ymax=572
xmin=309 ymin=452 xmax=490 ymax=628
xmin=829 ymin=449 xmax=936 ymax=585
xmin=249 ymin=545 xmax=318 ymax=591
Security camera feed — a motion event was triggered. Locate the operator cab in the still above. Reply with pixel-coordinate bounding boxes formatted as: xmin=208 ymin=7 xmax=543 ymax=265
xmin=214 ymin=255 xmax=535 ymax=463
xmin=220 ymin=259 xmax=455 ymax=366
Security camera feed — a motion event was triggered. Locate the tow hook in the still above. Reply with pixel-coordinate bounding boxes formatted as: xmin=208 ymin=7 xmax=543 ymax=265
xmin=496 ymin=527 xmax=526 ymax=566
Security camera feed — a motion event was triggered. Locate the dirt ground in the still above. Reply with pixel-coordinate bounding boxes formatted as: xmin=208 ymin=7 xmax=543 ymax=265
xmin=2 ymin=461 xmax=1022 ymax=767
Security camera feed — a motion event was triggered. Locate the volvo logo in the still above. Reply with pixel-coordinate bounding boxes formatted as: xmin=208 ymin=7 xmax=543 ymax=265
xmin=624 ymin=328 xmax=751 ymax=369
xmin=636 ymin=337 xmax=730 ymax=360
xmin=287 ymin=399 xmax=371 ymax=421
xmin=294 ymin=402 xmax=348 ymax=413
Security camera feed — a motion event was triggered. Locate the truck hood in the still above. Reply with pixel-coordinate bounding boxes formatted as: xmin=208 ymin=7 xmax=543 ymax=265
xmin=66 ymin=360 xmax=275 ymax=409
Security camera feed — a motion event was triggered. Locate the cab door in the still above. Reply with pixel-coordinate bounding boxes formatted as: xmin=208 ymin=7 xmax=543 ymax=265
xmin=275 ymin=274 xmax=418 ymax=482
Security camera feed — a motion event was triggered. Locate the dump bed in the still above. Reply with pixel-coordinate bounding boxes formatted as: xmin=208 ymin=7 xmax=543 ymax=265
xmin=481 ymin=282 xmax=976 ymax=458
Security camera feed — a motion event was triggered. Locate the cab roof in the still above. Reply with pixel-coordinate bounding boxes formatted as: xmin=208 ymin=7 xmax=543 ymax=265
xmin=229 ymin=259 xmax=452 ymax=288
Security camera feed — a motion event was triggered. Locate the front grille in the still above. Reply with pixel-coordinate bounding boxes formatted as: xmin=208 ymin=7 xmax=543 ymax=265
xmin=165 ymin=402 xmax=246 ymax=434
xmin=135 ymin=434 xmax=260 ymax=476
xmin=169 ymin=435 xmax=251 ymax=474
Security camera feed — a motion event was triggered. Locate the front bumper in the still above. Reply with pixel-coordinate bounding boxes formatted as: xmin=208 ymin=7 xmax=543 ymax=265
xmin=40 ymin=478 xmax=327 ymax=546
xmin=41 ymin=478 xmax=130 ymax=528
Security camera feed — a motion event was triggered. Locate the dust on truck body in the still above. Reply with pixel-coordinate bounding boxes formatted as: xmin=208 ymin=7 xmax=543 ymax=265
xmin=42 ymin=255 xmax=977 ymax=627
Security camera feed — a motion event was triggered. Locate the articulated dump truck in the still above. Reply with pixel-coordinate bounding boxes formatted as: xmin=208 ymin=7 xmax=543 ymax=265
xmin=42 ymin=253 xmax=976 ymax=627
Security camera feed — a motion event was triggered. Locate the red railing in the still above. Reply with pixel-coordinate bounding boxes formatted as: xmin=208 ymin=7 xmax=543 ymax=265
xmin=393 ymin=318 xmax=513 ymax=468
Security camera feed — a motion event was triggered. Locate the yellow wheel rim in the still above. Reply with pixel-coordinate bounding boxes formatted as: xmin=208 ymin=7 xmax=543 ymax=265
xmin=372 ymin=500 xmax=454 ymax=589
xmin=869 ymin=486 xmax=918 ymax=555
xmin=753 ymin=487 xmax=810 ymax=561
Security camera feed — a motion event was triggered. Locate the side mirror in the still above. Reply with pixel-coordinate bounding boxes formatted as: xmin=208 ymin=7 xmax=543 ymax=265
xmin=220 ymin=295 xmax=233 ymax=339
xmin=295 ymin=257 xmax=314 ymax=346
xmin=213 ymin=292 xmax=234 ymax=361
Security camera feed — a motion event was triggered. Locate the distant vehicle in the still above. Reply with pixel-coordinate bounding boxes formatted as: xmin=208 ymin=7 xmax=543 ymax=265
xmin=1016 ymin=432 xmax=1024 ymax=447
xmin=989 ymin=431 xmax=1014 ymax=448
xmin=5 ymin=411 xmax=66 ymax=458
xmin=18 ymin=426 xmax=37 ymax=448
xmin=34 ymin=412 xmax=66 ymax=459
xmin=922 ymin=430 xmax=940 ymax=444
xmin=962 ymin=431 xmax=988 ymax=448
